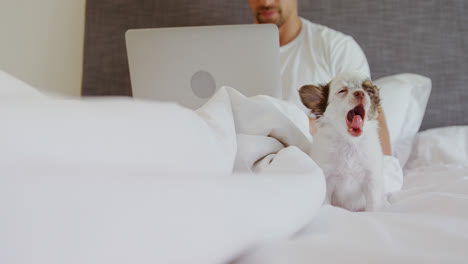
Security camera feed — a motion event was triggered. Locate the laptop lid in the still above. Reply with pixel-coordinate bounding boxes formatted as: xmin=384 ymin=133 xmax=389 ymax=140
xmin=125 ymin=24 xmax=281 ymax=109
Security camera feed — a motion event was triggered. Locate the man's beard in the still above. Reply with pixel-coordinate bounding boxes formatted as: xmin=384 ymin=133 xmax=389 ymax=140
xmin=256 ymin=8 xmax=286 ymax=28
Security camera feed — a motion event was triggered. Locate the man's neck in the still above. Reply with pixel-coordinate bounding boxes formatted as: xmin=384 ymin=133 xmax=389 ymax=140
xmin=278 ymin=15 xmax=302 ymax=47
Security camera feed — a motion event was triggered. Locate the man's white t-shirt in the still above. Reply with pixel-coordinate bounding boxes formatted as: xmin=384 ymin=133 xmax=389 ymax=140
xmin=280 ymin=17 xmax=370 ymax=114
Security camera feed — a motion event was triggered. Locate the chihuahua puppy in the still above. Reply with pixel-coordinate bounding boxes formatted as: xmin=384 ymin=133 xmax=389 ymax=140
xmin=299 ymin=71 xmax=385 ymax=211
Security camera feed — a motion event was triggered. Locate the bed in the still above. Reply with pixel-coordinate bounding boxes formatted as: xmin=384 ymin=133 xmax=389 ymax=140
xmin=2 ymin=0 xmax=468 ymax=263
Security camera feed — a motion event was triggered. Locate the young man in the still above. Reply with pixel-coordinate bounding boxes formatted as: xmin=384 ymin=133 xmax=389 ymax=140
xmin=248 ymin=0 xmax=392 ymax=155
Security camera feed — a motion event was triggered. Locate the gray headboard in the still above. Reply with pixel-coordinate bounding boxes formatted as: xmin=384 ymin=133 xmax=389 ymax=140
xmin=82 ymin=0 xmax=468 ymax=131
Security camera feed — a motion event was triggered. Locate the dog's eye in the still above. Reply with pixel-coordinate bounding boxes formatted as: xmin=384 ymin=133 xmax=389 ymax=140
xmin=338 ymin=89 xmax=347 ymax=94
xmin=366 ymin=88 xmax=374 ymax=95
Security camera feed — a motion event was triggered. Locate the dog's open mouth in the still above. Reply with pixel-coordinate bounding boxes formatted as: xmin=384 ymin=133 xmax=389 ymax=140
xmin=346 ymin=104 xmax=365 ymax=137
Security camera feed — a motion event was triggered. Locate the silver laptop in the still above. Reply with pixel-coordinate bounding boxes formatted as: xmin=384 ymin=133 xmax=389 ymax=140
xmin=125 ymin=24 xmax=281 ymax=109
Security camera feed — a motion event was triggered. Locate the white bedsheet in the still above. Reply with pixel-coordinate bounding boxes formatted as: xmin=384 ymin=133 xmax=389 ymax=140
xmin=236 ymin=126 xmax=468 ymax=264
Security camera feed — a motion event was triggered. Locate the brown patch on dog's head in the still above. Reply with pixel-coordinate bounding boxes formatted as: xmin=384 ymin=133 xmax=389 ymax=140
xmin=298 ymin=83 xmax=330 ymax=118
xmin=362 ymin=80 xmax=381 ymax=120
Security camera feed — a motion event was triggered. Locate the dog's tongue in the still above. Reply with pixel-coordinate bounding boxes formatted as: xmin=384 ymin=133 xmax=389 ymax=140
xmin=351 ymin=115 xmax=363 ymax=129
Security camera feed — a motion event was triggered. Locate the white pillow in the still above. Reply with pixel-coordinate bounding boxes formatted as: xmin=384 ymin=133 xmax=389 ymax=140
xmin=405 ymin=126 xmax=468 ymax=170
xmin=374 ymin=73 xmax=432 ymax=167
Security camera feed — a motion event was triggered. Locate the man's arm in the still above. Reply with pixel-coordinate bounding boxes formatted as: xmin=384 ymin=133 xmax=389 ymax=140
xmin=308 ymin=116 xmax=317 ymax=136
xmin=377 ymin=108 xmax=392 ymax=156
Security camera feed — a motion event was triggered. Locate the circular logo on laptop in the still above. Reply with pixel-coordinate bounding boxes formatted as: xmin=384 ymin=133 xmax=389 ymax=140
xmin=190 ymin=70 xmax=216 ymax=99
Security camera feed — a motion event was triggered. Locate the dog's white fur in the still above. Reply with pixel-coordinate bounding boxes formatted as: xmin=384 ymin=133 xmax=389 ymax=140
xmin=299 ymin=71 xmax=385 ymax=211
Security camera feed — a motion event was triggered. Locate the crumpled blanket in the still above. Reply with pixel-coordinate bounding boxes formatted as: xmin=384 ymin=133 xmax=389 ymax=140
xmin=1 ymin=77 xmax=326 ymax=264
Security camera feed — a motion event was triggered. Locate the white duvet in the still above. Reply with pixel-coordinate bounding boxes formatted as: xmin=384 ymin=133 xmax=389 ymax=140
xmin=1 ymin=71 xmax=467 ymax=264
xmin=1 ymin=76 xmax=326 ymax=264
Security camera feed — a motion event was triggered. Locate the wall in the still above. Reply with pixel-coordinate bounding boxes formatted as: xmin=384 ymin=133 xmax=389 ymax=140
xmin=0 ymin=0 xmax=86 ymax=96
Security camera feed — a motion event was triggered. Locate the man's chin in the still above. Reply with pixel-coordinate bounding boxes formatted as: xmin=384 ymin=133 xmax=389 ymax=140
xmin=257 ymin=15 xmax=282 ymax=26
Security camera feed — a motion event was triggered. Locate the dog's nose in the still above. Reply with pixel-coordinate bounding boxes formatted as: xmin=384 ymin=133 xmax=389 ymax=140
xmin=354 ymin=91 xmax=365 ymax=99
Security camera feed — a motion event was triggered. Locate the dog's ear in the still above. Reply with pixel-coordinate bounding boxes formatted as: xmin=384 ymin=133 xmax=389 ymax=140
xmin=362 ymin=80 xmax=381 ymax=120
xmin=298 ymin=83 xmax=329 ymax=117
